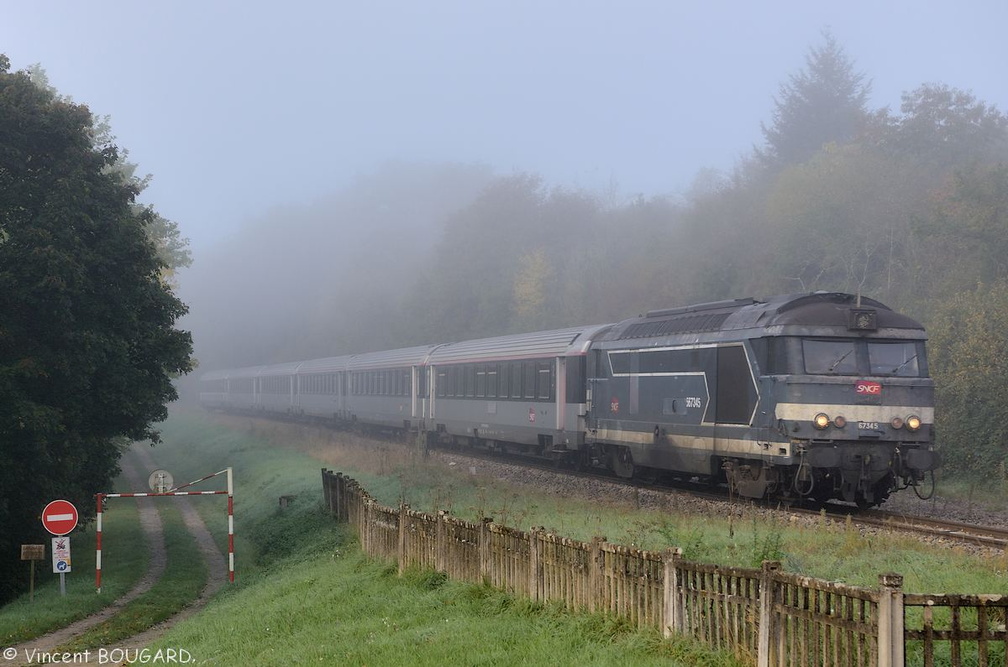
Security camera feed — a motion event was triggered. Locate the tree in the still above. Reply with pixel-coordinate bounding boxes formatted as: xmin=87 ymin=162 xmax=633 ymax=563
xmin=25 ymin=62 xmax=192 ymax=276
xmin=881 ymin=84 xmax=1008 ymax=170
xmin=0 ymin=55 xmax=194 ymax=603
xmin=928 ymin=281 xmax=1008 ymax=481
xmin=760 ymin=30 xmax=871 ymax=167
xmin=511 ymin=248 xmax=552 ymax=330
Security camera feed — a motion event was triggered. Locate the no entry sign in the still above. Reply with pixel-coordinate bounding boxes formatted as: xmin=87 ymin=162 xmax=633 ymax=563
xmin=42 ymin=499 xmax=78 ymax=536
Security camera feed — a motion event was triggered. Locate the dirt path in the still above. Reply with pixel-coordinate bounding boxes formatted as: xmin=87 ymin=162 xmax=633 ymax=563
xmin=9 ymin=445 xmax=226 ymax=666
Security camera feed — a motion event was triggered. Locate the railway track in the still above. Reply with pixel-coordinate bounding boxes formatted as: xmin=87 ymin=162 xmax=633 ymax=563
xmin=855 ymin=510 xmax=1008 ymax=549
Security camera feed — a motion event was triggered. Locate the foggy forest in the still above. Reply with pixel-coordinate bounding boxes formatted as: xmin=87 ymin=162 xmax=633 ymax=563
xmin=178 ymin=34 xmax=1008 ymax=484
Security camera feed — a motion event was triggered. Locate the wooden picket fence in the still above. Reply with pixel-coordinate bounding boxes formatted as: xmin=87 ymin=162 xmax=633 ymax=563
xmin=321 ymin=469 xmax=1007 ymax=667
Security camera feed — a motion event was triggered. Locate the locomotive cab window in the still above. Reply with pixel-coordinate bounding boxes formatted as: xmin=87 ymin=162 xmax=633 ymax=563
xmin=869 ymin=341 xmax=921 ymax=377
xmin=802 ymin=339 xmax=858 ymax=375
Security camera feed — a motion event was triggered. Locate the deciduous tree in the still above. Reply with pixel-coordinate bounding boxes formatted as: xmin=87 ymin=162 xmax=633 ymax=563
xmin=0 ymin=55 xmax=193 ymax=603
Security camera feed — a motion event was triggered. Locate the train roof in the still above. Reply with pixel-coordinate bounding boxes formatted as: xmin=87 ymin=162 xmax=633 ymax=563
xmin=602 ymin=292 xmax=925 ymax=342
xmin=427 ymin=324 xmax=612 ymax=365
xmin=296 ymin=355 xmax=353 ymax=374
xmin=345 ymin=345 xmax=442 ymax=371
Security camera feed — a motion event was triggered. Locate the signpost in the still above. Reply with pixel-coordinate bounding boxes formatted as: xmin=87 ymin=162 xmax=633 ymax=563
xmin=20 ymin=544 xmax=45 ymax=602
xmin=42 ymin=499 xmax=78 ymax=536
xmin=41 ymin=499 xmax=78 ymax=596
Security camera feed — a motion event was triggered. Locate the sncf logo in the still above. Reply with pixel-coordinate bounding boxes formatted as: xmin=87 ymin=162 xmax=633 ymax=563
xmin=856 ymin=381 xmax=882 ymax=395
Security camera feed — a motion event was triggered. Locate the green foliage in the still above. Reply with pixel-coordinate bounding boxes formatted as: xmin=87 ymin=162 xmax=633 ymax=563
xmin=748 ymin=519 xmax=785 ymax=568
xmin=0 ymin=57 xmax=193 ymax=603
xmin=928 ymin=282 xmax=1008 ymax=479
xmin=885 ymin=83 xmax=1008 ymax=169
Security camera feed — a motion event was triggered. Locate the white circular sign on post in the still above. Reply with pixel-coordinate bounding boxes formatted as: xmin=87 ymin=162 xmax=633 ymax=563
xmin=41 ymin=499 xmax=79 ymax=536
xmin=149 ymin=469 xmax=174 ymax=493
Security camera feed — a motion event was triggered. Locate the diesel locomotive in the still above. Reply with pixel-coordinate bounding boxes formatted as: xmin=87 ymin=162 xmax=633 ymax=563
xmin=199 ymin=292 xmax=937 ymax=507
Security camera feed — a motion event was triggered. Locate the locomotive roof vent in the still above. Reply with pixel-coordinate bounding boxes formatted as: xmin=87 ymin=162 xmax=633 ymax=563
xmin=645 ymin=297 xmax=757 ymax=319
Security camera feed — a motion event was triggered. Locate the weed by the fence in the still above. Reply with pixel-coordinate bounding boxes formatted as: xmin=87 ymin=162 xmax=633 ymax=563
xmin=653 ymin=517 xmax=712 ymax=562
xmin=748 ymin=517 xmax=785 ymax=567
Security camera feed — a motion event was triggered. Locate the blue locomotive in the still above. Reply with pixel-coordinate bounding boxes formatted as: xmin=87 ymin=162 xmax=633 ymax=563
xmin=199 ymin=292 xmax=937 ymax=507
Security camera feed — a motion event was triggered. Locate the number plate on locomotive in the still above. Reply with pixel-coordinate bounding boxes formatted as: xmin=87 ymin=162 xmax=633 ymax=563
xmin=858 ymin=421 xmax=880 ymax=431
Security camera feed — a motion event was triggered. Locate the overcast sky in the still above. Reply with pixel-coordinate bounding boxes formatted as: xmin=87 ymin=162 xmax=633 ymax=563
xmin=4 ymin=1 xmax=1006 ymax=254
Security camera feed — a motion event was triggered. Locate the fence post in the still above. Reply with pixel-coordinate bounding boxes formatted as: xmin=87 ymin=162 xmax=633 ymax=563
xmin=334 ymin=472 xmax=344 ymax=520
xmin=662 ymin=547 xmax=684 ymax=638
xmin=321 ymin=469 xmax=331 ymax=513
xmin=878 ymin=573 xmax=905 ymax=667
xmin=436 ymin=510 xmax=447 ymax=573
xmin=479 ymin=517 xmax=492 ymax=584
xmin=397 ymin=504 xmax=408 ymax=575
xmin=757 ymin=560 xmax=781 ymax=667
xmin=363 ymin=498 xmax=373 ymax=556
xmin=529 ymin=526 xmax=542 ymax=602
xmin=589 ymin=536 xmax=606 ymax=614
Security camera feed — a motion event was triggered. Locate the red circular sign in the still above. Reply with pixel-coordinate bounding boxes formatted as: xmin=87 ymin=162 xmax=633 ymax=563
xmin=42 ymin=499 xmax=78 ymax=536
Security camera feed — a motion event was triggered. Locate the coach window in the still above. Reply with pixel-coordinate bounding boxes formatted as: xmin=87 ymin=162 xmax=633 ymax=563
xmin=481 ymin=366 xmax=493 ymax=396
xmin=524 ymin=363 xmax=536 ymax=399
xmin=476 ymin=366 xmax=486 ymax=397
xmin=537 ymin=362 xmax=551 ymax=400
xmin=499 ymin=363 xmax=510 ymax=399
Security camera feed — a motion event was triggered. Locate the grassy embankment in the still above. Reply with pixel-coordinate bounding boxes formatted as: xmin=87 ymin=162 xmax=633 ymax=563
xmin=5 ymin=408 xmax=1004 ymax=664
xmin=153 ymin=409 xmax=1004 ymax=664
xmin=145 ymin=410 xmax=743 ymax=666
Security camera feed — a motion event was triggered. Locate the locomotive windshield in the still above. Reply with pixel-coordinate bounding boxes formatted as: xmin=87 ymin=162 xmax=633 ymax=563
xmin=801 ymin=339 xmax=925 ymax=377
xmin=868 ymin=341 xmax=920 ymax=376
xmin=803 ymin=340 xmax=857 ymax=374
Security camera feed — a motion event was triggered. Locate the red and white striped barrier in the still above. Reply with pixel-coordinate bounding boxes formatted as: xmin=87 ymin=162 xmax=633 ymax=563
xmin=96 ymin=467 xmax=234 ymax=593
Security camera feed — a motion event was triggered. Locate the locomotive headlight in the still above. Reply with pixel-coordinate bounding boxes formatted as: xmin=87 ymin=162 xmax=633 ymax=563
xmin=833 ymin=415 xmax=847 ymax=428
xmin=890 ymin=416 xmax=904 ymax=430
xmin=906 ymin=415 xmax=922 ymax=432
xmin=813 ymin=413 xmax=831 ymax=430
